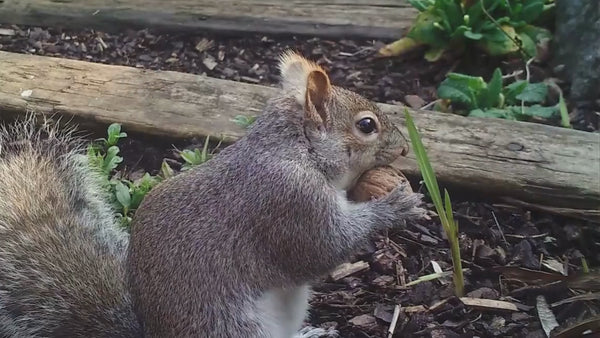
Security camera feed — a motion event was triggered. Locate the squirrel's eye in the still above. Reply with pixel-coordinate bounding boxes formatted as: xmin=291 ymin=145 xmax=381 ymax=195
xmin=356 ymin=117 xmax=377 ymax=134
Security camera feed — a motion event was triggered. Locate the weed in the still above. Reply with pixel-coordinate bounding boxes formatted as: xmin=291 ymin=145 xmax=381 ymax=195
xmin=404 ymin=109 xmax=464 ymax=297
xmin=379 ymin=0 xmax=554 ymax=61
xmin=436 ymin=67 xmax=563 ymax=122
xmin=87 ymin=124 xmax=220 ymax=229
xmin=231 ymin=114 xmax=257 ymax=129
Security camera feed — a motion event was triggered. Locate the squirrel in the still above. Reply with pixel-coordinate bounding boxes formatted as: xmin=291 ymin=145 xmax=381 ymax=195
xmin=0 ymin=116 xmax=141 ymax=337
xmin=0 ymin=51 xmax=426 ymax=338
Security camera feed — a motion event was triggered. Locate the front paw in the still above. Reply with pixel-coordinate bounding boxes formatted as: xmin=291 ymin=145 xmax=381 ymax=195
xmin=381 ymin=182 xmax=428 ymax=220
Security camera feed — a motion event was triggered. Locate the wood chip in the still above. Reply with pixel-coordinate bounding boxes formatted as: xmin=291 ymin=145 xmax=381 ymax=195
xmin=387 ymin=305 xmax=401 ymax=338
xmin=542 ymin=258 xmax=567 ymax=276
xmin=430 ymin=261 xmax=448 ymax=285
xmin=349 ymin=314 xmax=376 ymax=328
xmin=459 ymin=297 xmax=520 ymax=312
xmin=402 ymin=305 xmax=428 ymax=313
xmin=0 ymin=28 xmax=15 ymax=36
xmin=195 ymin=38 xmax=214 ymax=53
xmin=202 ymin=56 xmax=218 ymax=70
xmin=330 ymin=261 xmax=369 ymax=281
xmin=404 ymin=94 xmax=426 ymax=109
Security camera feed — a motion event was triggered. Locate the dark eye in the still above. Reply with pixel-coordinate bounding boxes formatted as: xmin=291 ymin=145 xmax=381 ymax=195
xmin=356 ymin=117 xmax=377 ymax=134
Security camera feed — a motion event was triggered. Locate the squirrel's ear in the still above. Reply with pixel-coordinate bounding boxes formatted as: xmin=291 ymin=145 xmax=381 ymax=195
xmin=278 ymin=50 xmax=332 ymax=125
xmin=305 ymin=69 xmax=331 ymax=125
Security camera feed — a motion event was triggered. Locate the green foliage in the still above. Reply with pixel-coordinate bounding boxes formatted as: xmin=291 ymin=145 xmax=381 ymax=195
xmin=558 ymin=92 xmax=571 ymax=128
xmin=405 ymin=0 xmax=553 ymax=61
xmin=404 ymin=109 xmax=464 ymax=297
xmin=87 ymin=124 xmax=163 ymax=228
xmin=87 ymin=124 xmax=221 ymax=228
xmin=231 ymin=114 xmax=257 ymax=129
xmin=436 ymin=67 xmax=561 ymax=122
xmin=180 ymin=136 xmax=213 ymax=171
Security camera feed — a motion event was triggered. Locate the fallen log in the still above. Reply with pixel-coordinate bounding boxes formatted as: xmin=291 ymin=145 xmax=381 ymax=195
xmin=0 ymin=51 xmax=598 ymax=219
xmin=0 ymin=0 xmax=416 ymax=40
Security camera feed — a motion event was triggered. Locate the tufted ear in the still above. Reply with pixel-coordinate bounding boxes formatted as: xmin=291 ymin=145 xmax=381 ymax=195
xmin=278 ymin=51 xmax=332 ymax=126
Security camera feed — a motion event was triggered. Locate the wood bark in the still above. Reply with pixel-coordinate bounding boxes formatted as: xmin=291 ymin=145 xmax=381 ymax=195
xmin=0 ymin=0 xmax=416 ymax=40
xmin=0 ymin=51 xmax=598 ymax=219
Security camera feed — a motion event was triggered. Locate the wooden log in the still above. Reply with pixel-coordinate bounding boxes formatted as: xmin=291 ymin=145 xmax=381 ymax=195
xmin=0 ymin=51 xmax=598 ymax=219
xmin=0 ymin=0 xmax=417 ymax=40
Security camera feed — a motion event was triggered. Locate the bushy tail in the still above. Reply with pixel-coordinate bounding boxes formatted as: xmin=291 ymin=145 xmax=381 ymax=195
xmin=0 ymin=115 xmax=142 ymax=337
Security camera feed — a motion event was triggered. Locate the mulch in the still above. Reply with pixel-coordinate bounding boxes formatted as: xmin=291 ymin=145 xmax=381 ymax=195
xmin=1 ymin=23 xmax=599 ymax=338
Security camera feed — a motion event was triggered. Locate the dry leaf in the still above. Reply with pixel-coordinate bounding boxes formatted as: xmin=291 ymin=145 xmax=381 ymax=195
xmin=536 ymin=295 xmax=559 ymax=337
xmin=459 ymin=297 xmax=520 ymax=312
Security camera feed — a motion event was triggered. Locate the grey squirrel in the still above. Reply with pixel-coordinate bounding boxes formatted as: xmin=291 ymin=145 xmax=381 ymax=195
xmin=0 ymin=51 xmax=426 ymax=337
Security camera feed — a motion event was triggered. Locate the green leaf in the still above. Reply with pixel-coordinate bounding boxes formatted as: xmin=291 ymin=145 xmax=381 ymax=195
xmin=404 ymin=110 xmax=444 ymax=221
xmin=518 ymin=24 xmax=552 ymax=43
xmin=517 ymin=32 xmax=537 ymax=58
xmin=515 ymin=105 xmax=559 ymax=119
xmin=180 ymin=149 xmax=199 ymax=165
xmin=477 ymin=25 xmax=520 ymax=56
xmin=481 ymin=68 xmax=503 ymax=108
xmin=160 ymin=160 xmax=175 ymax=179
xmin=464 ymin=30 xmax=483 ymax=40
xmin=437 ymin=72 xmax=487 ymax=109
xmin=103 ymin=145 xmax=123 ymax=174
xmin=114 ymin=181 xmax=131 ymax=209
xmin=106 ymin=123 xmax=127 ymax=146
xmin=231 ymin=115 xmax=257 ymax=129
xmin=437 ymin=0 xmax=463 ymax=31
xmin=519 ymin=0 xmax=545 ymax=23
xmin=558 ymin=93 xmax=571 ymax=128
xmin=503 ymin=80 xmax=528 ymax=105
xmin=200 ymin=135 xmax=211 ymax=163
xmin=407 ymin=9 xmax=449 ymax=48
xmin=443 ymin=189 xmax=455 ymax=233
xmin=466 ymin=0 xmax=502 ymax=30
xmin=437 ymin=83 xmax=473 ymax=107
xmin=407 ymin=0 xmax=434 ymax=12
xmin=424 ymin=46 xmax=447 ymax=61
xmin=468 ymin=108 xmax=518 ymax=120
xmin=516 ymin=82 xmax=548 ymax=103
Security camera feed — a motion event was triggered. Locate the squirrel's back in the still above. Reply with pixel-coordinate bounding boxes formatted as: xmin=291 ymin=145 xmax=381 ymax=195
xmin=0 ymin=116 xmax=141 ymax=337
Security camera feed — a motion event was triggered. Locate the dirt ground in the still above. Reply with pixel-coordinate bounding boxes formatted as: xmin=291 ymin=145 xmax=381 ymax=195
xmin=1 ymin=24 xmax=599 ymax=337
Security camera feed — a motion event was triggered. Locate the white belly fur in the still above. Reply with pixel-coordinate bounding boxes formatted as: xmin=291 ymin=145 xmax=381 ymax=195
xmin=255 ymin=284 xmax=310 ymax=338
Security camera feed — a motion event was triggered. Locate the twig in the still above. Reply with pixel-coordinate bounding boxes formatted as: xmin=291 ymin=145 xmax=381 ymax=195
xmin=502 ymin=70 xmax=524 ymax=80
xmin=521 ymin=57 xmax=535 ymax=115
xmin=491 ymin=211 xmax=507 ymax=245
xmin=387 ymin=305 xmax=402 ymax=338
xmin=421 ymin=99 xmax=439 ymax=111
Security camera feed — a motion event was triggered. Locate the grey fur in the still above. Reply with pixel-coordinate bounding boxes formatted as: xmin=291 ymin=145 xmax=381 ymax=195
xmin=0 ymin=53 xmax=425 ymax=338
xmin=127 ymin=85 xmax=426 ymax=335
xmin=0 ymin=116 xmax=141 ymax=337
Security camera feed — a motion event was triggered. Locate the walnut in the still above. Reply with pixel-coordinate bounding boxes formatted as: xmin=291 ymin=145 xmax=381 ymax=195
xmin=348 ymin=165 xmax=412 ymax=202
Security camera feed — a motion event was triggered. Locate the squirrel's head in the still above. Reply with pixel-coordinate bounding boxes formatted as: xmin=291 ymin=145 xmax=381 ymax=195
xmin=278 ymin=51 xmax=409 ymax=189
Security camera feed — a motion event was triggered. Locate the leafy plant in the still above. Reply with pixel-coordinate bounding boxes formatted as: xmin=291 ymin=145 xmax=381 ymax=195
xmin=87 ymin=123 xmax=127 ymax=177
xmin=87 ymin=123 xmax=163 ymax=229
xmin=112 ymin=173 xmax=161 ymax=227
xmin=436 ymin=67 xmax=561 ymax=122
xmin=231 ymin=114 xmax=257 ymax=129
xmin=404 ymin=109 xmax=464 ymax=297
xmin=87 ymin=124 xmax=221 ymax=228
xmin=379 ymin=0 xmax=554 ymax=61
xmin=179 ymin=135 xmax=214 ymax=171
